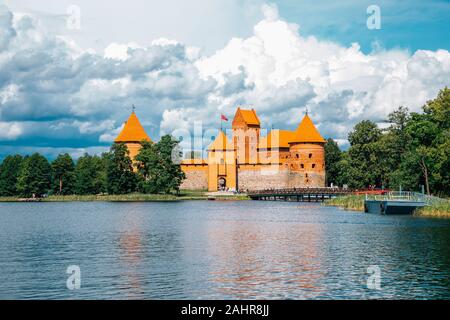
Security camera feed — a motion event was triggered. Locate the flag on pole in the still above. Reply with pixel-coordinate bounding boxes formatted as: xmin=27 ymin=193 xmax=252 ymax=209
xmin=221 ymin=114 xmax=228 ymax=121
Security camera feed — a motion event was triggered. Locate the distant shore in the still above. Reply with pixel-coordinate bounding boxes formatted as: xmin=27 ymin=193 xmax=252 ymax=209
xmin=324 ymin=195 xmax=450 ymax=218
xmin=0 ymin=190 xmax=250 ymax=202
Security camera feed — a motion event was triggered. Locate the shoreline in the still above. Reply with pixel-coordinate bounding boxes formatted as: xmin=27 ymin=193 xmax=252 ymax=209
xmin=0 ymin=191 xmax=251 ymax=203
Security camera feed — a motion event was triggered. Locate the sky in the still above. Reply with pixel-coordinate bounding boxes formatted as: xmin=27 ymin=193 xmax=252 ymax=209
xmin=0 ymin=0 xmax=449 ymax=159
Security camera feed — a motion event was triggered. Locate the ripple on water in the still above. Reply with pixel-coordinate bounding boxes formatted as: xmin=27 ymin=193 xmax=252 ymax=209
xmin=0 ymin=201 xmax=449 ymax=299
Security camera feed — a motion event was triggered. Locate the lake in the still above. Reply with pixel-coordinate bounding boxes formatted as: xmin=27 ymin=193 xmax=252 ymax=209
xmin=0 ymin=201 xmax=449 ymax=299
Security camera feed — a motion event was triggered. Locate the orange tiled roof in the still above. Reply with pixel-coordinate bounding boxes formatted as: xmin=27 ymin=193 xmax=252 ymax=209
xmin=291 ymin=114 xmax=325 ymax=143
xmin=237 ymin=108 xmax=260 ymax=126
xmin=208 ymin=131 xmax=234 ymax=151
xmin=115 ymin=112 xmax=152 ymax=143
xmin=258 ymin=130 xmax=295 ymax=149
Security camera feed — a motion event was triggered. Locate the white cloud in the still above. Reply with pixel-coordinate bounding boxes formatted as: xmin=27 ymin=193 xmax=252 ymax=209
xmin=196 ymin=5 xmax=450 ymax=138
xmin=0 ymin=121 xmax=22 ymax=140
xmin=104 ymin=42 xmax=140 ymax=61
xmin=0 ymin=2 xmax=449 ymax=155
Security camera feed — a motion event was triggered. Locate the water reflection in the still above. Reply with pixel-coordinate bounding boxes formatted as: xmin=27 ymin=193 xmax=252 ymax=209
xmin=206 ymin=210 xmax=330 ymax=299
xmin=0 ymin=201 xmax=449 ymax=299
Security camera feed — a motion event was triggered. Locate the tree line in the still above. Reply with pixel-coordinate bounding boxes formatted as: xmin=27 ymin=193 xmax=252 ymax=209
xmin=1 ymin=88 xmax=448 ymax=198
xmin=325 ymin=87 xmax=449 ymax=196
xmin=0 ymin=135 xmax=185 ymax=198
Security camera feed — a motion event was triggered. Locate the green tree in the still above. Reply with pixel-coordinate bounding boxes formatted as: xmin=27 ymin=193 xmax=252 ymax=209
xmin=51 ymin=153 xmax=75 ymax=195
xmin=105 ymin=143 xmax=136 ymax=195
xmin=347 ymin=120 xmax=383 ymax=188
xmin=385 ymin=88 xmax=449 ymax=195
xmin=324 ymin=138 xmax=342 ymax=186
xmin=16 ymin=153 xmax=52 ymax=197
xmin=135 ymin=141 xmax=159 ymax=194
xmin=135 ymin=135 xmax=185 ymax=194
xmin=423 ymin=87 xmax=450 ymax=130
xmin=334 ymin=152 xmax=352 ymax=187
xmin=0 ymin=155 xmax=23 ymax=196
xmin=387 ymin=106 xmax=410 ymax=157
xmin=74 ymin=154 xmax=107 ymax=195
xmin=389 ymin=151 xmax=423 ymax=192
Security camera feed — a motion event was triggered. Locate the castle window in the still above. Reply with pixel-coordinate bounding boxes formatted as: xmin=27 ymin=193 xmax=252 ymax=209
xmin=305 ymin=173 xmax=308 ymax=178
xmin=309 ymin=153 xmax=312 ymax=158
xmin=306 ymin=179 xmax=309 ymax=183
xmin=296 ymin=154 xmax=299 ymax=159
xmin=301 ymin=164 xmax=304 ymax=169
xmin=312 ymin=164 xmax=316 ymax=168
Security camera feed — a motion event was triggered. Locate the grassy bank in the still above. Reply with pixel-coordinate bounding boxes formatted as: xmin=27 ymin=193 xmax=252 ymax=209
xmin=324 ymin=195 xmax=365 ymax=211
xmin=414 ymin=201 xmax=450 ymax=218
xmin=0 ymin=190 xmax=250 ymax=202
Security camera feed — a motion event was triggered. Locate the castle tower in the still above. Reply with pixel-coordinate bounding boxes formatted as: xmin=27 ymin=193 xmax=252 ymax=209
xmin=258 ymin=129 xmax=295 ymax=165
xmin=207 ymin=131 xmax=237 ymax=191
xmin=288 ymin=114 xmax=325 ymax=187
xmin=232 ymin=108 xmax=260 ymax=164
xmin=115 ymin=111 xmax=152 ymax=160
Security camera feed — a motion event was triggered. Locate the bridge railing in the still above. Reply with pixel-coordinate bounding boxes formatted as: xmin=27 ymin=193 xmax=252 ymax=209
xmin=247 ymin=187 xmax=353 ymax=195
xmin=366 ymin=191 xmax=447 ymax=205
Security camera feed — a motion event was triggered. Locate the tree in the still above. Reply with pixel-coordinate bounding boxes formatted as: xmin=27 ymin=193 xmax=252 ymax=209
xmin=0 ymin=155 xmax=23 ymax=196
xmin=389 ymin=151 xmax=422 ymax=192
xmin=417 ymin=146 xmax=432 ymax=195
xmin=51 ymin=153 xmax=75 ymax=195
xmin=155 ymin=135 xmax=185 ymax=193
xmin=324 ymin=138 xmax=342 ymax=186
xmin=392 ymin=88 xmax=450 ymax=196
xmin=135 ymin=141 xmax=159 ymax=194
xmin=105 ymin=143 xmax=136 ymax=195
xmin=348 ymin=120 xmax=382 ymax=146
xmin=16 ymin=153 xmax=52 ymax=197
xmin=135 ymin=135 xmax=185 ymax=194
xmin=347 ymin=120 xmax=383 ymax=188
xmin=387 ymin=106 xmax=410 ymax=157
xmin=423 ymin=87 xmax=450 ymax=130
xmin=74 ymin=154 xmax=107 ymax=195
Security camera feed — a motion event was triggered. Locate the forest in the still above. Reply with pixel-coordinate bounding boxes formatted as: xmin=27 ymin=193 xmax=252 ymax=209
xmin=325 ymin=87 xmax=449 ymax=196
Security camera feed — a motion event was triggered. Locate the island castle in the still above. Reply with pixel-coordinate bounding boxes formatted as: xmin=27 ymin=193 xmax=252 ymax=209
xmin=115 ymin=108 xmax=326 ymax=192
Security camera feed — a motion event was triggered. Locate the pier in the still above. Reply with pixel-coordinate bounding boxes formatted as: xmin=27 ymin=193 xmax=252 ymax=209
xmin=248 ymin=187 xmax=353 ymax=202
xmin=364 ymin=191 xmax=442 ymax=215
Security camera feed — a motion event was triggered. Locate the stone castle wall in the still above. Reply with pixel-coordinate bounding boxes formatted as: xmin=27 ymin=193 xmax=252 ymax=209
xmin=236 ymin=165 xmax=325 ymax=191
xmin=180 ymin=163 xmax=325 ymax=191
xmin=180 ymin=165 xmax=208 ymax=190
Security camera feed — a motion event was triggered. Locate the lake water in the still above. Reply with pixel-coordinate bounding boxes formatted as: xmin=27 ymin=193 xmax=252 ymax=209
xmin=0 ymin=201 xmax=449 ymax=300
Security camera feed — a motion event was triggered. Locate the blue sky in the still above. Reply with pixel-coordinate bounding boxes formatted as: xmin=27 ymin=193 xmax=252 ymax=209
xmin=275 ymin=0 xmax=450 ymax=54
xmin=0 ymin=1 xmax=449 ymax=160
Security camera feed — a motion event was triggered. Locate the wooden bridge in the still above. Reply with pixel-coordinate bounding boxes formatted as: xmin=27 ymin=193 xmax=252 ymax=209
xmin=248 ymin=187 xmax=353 ymax=202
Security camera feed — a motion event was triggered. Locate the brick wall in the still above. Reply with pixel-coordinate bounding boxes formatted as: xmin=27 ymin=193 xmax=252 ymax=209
xmin=237 ymin=165 xmax=325 ymax=191
xmin=180 ymin=166 xmax=208 ymax=190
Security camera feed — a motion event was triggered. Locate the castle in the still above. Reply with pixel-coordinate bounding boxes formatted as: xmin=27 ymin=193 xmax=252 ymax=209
xmin=115 ymin=108 xmax=326 ymax=192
